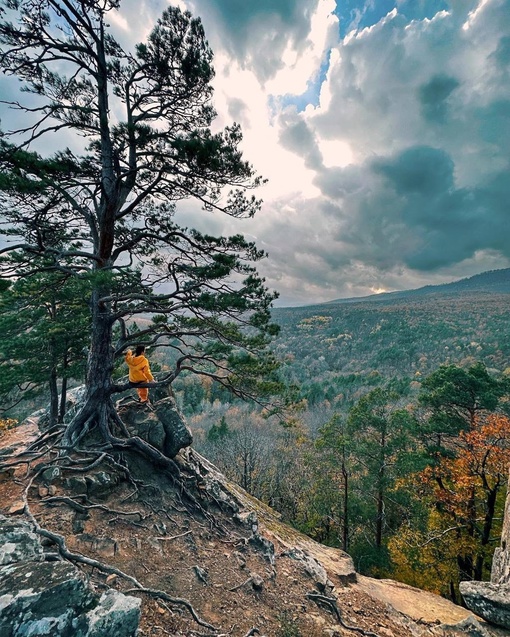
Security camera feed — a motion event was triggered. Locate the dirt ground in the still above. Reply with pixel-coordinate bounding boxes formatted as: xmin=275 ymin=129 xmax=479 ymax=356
xmin=0 ymin=422 xmax=495 ymax=637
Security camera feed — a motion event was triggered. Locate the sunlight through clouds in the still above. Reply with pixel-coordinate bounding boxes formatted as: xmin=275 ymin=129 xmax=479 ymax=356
xmin=165 ymin=0 xmax=510 ymax=303
xmin=2 ymin=0 xmax=508 ymax=305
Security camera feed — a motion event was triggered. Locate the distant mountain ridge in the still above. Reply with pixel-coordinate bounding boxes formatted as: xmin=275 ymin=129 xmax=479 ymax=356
xmin=325 ymin=267 xmax=510 ymax=306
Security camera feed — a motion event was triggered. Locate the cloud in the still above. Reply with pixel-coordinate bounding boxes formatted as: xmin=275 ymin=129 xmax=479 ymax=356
xmin=259 ymin=0 xmax=510 ymax=301
xmin=418 ymin=74 xmax=460 ymax=123
xmin=186 ymin=0 xmax=319 ymax=82
xmin=3 ymin=0 xmax=510 ymax=305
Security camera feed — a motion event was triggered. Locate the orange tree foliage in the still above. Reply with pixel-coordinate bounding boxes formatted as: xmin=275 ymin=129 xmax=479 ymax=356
xmin=389 ymin=413 xmax=510 ymax=600
xmin=0 ymin=418 xmax=17 ymax=437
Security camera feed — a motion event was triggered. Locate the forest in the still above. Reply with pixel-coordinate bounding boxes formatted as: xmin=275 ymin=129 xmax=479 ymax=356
xmin=3 ymin=282 xmax=510 ymax=604
xmin=0 ymin=0 xmax=509 ymax=615
xmin=172 ymin=289 xmax=510 ymax=603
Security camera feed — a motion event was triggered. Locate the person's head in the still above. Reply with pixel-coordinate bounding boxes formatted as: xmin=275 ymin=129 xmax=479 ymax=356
xmin=135 ymin=345 xmax=145 ymax=356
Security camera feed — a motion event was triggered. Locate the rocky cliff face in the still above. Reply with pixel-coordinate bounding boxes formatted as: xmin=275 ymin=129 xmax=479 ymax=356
xmin=0 ymin=398 xmax=508 ymax=637
xmin=459 ymin=472 xmax=510 ymax=631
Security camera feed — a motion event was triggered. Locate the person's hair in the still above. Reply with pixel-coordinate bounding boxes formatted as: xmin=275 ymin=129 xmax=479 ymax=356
xmin=135 ymin=345 xmax=145 ymax=356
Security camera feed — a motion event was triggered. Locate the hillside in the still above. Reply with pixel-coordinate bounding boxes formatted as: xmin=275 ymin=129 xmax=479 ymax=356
xmin=325 ymin=268 xmax=510 ymax=305
xmin=269 ymin=271 xmax=510 ymax=411
xmin=0 ymin=406 xmax=506 ymax=637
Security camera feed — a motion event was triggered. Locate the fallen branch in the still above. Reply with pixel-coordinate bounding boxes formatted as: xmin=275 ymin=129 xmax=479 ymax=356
xmin=156 ymin=529 xmax=192 ymax=541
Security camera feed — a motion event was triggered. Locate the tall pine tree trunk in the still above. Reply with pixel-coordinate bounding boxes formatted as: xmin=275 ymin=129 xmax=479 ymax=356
xmin=64 ymin=288 xmax=114 ymax=445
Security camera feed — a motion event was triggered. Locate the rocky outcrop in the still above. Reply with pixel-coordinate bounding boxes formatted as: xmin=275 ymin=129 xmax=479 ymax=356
xmin=118 ymin=396 xmax=192 ymax=458
xmin=460 ymin=470 xmax=510 ymax=631
xmin=459 ymin=582 xmax=510 ymax=631
xmin=0 ymin=515 xmax=141 ymax=637
xmin=491 ymin=470 xmax=510 ymax=586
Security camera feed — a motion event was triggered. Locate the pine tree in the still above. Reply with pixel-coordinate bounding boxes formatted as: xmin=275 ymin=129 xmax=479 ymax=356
xmin=0 ymin=1 xmax=281 ymax=451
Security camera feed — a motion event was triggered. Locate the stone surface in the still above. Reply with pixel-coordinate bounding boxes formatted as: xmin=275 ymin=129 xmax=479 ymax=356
xmin=433 ymin=615 xmax=495 ymax=636
xmin=85 ymin=471 xmax=120 ymax=499
xmin=0 ymin=517 xmax=140 ymax=637
xmin=491 ymin=470 xmax=510 ymax=586
xmin=0 ymin=516 xmax=44 ymax=565
xmin=75 ymin=589 xmax=141 ymax=637
xmin=154 ymin=397 xmax=193 ymax=457
xmin=120 ymin=396 xmax=192 ymax=458
xmin=357 ymin=575 xmax=474 ymax=625
xmin=459 ymin=581 xmax=510 ymax=630
xmin=0 ymin=560 xmax=94 ymax=636
xmin=460 ymin=469 xmax=510 ymax=630
xmin=282 ymin=548 xmax=333 ymax=592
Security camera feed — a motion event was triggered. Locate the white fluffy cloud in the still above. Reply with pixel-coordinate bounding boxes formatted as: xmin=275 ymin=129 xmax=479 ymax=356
xmin=2 ymin=0 xmax=509 ymax=305
xmin=180 ymin=0 xmax=510 ymax=304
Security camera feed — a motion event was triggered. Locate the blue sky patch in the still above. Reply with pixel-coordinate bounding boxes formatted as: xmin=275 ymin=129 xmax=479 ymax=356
xmin=335 ymin=0 xmax=450 ymax=37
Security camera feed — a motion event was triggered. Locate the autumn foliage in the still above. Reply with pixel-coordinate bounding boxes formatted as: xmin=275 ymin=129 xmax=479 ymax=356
xmin=390 ymin=412 xmax=510 ymax=599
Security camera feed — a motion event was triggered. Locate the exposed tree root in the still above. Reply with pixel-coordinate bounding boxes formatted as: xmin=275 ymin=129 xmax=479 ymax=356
xmin=17 ymin=474 xmax=219 ymax=632
xmin=128 ymin=587 xmax=217 ymax=631
xmin=306 ymin=592 xmax=381 ymax=637
xmin=41 ymin=494 xmax=146 ymax=520
xmin=0 ymin=398 xmax=237 ymax=634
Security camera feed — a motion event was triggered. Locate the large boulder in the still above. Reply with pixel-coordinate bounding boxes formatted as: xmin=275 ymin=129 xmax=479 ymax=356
xmin=459 ymin=582 xmax=510 ymax=631
xmin=119 ymin=397 xmax=192 ymax=458
xmin=0 ymin=515 xmax=141 ymax=637
xmin=491 ymin=471 xmax=510 ymax=586
xmin=460 ymin=470 xmax=510 ymax=630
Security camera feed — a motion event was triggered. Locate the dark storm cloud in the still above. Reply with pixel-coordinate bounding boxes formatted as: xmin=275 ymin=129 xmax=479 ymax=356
xmin=278 ymin=112 xmax=323 ymax=170
xmin=372 ymin=146 xmax=455 ymax=196
xmin=418 ymin=74 xmax=460 ymax=123
xmin=313 ymin=145 xmax=510 ymax=274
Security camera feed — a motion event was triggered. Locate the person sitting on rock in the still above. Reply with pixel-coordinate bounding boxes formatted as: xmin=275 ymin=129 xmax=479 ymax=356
xmin=125 ymin=345 xmax=154 ymax=403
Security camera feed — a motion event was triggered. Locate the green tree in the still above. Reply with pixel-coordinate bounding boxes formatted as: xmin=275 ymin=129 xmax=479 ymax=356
xmin=0 ymin=1 xmax=280 ymax=451
xmin=418 ymin=362 xmax=508 ymax=444
xmin=346 ymin=387 xmax=416 ymax=570
xmin=416 ymin=363 xmax=510 ymax=586
xmin=207 ymin=416 xmax=231 ymax=443
xmin=0 ymin=273 xmax=89 ymax=425
xmin=315 ymin=413 xmax=350 ymax=551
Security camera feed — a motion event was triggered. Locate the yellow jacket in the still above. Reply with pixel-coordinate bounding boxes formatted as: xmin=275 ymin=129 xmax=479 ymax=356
xmin=125 ymin=350 xmax=154 ymax=383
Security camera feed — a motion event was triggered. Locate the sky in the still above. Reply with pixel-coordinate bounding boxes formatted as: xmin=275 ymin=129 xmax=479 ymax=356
xmin=3 ymin=0 xmax=510 ymax=306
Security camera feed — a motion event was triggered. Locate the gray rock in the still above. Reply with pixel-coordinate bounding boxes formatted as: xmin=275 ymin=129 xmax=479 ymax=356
xmin=74 ymin=589 xmax=141 ymax=637
xmin=459 ymin=581 xmax=510 ymax=630
xmin=435 ymin=615 xmax=494 ymax=636
xmin=491 ymin=470 xmax=510 ymax=586
xmin=282 ymin=547 xmax=333 ymax=592
xmin=41 ymin=466 xmax=61 ymax=484
xmin=154 ymin=398 xmax=193 ymax=457
xmin=0 ymin=516 xmax=43 ymax=566
xmin=0 ymin=518 xmax=140 ymax=637
xmin=120 ymin=397 xmax=192 ymax=458
xmin=85 ymin=471 xmax=120 ymax=499
xmin=0 ymin=560 xmax=94 ymax=636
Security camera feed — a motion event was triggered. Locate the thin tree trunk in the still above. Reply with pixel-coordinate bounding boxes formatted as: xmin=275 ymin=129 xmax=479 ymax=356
xmin=48 ymin=366 xmax=59 ymax=428
xmin=58 ymin=350 xmax=69 ymax=423
xmin=474 ymin=484 xmax=499 ymax=580
xmin=59 ymin=376 xmax=68 ymax=423
xmin=342 ymin=459 xmax=349 ymax=552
